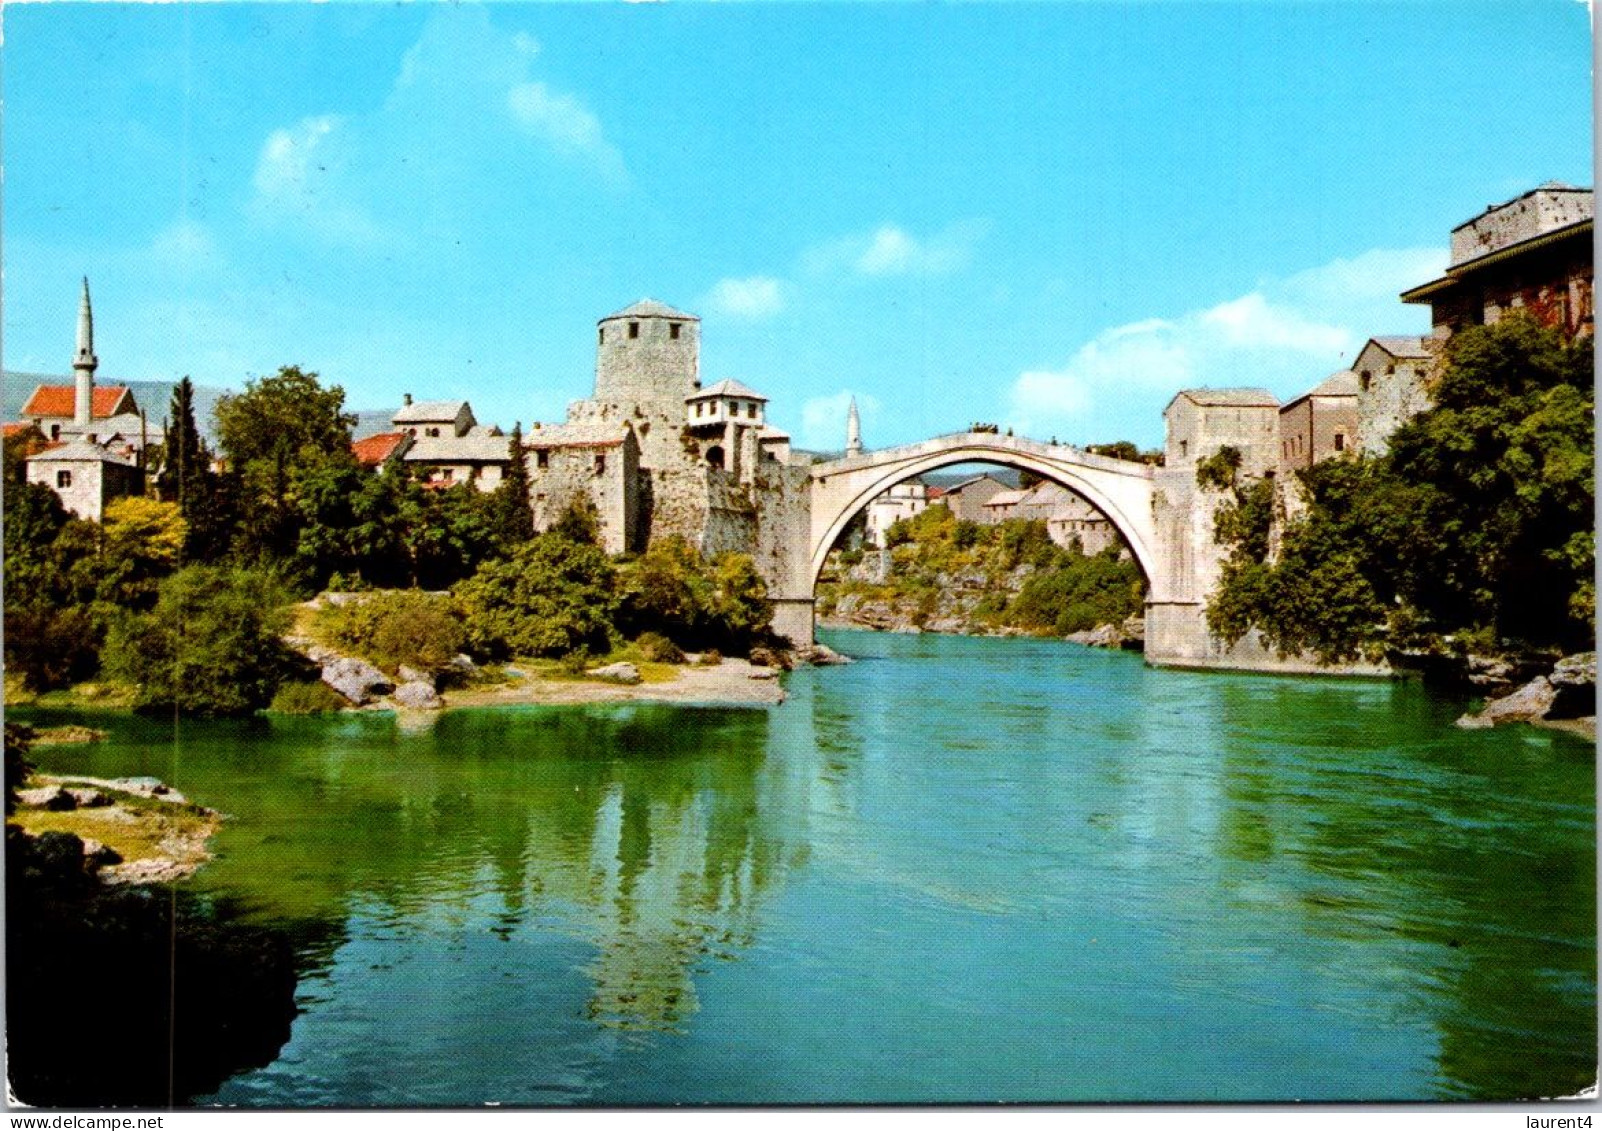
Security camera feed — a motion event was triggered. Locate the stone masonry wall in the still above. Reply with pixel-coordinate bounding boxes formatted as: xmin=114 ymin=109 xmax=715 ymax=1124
xmin=595 ymin=314 xmax=700 ymax=407
xmin=526 ymin=438 xmax=638 ymax=556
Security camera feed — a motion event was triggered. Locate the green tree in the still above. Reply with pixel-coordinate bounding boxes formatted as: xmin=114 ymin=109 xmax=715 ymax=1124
xmin=489 ymin=425 xmax=535 ymax=550
xmin=98 ymin=497 xmax=187 ymax=610
xmin=454 ymin=533 xmax=618 ymax=659
xmin=549 ymin=496 xmax=602 ymax=546
xmin=102 ymin=565 xmax=298 ymax=716
xmin=215 ymin=366 xmax=357 ymax=567
xmin=1387 ymin=316 xmax=1593 ymax=646
xmin=158 ymin=377 xmax=234 ymax=561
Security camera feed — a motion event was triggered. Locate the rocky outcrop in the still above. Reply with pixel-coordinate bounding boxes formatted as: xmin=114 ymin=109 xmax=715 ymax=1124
xmin=321 ymin=657 xmax=393 ymax=705
xmin=795 ymin=642 xmax=853 ymax=666
xmin=1457 ymin=652 xmax=1595 ymax=733
xmin=587 ymin=661 xmax=642 ymax=685
xmin=393 ymin=680 xmax=443 ymax=710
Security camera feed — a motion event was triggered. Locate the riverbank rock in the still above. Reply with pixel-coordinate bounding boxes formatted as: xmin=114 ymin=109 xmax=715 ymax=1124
xmin=322 ymin=657 xmax=393 ymax=705
xmin=18 ymin=785 xmax=76 ymax=811
xmin=587 ymin=662 xmax=642 ymax=685
xmin=393 ymin=680 xmax=443 ymax=710
xmin=397 ymin=665 xmax=436 ymax=689
xmin=102 ymin=776 xmax=187 ymax=804
xmin=796 ymin=642 xmax=853 ymax=666
xmin=1456 ymin=651 xmax=1596 ymax=731
xmin=79 ymin=837 xmax=123 ymax=871
xmin=748 ymin=668 xmax=779 ymax=681
xmin=30 ymin=725 xmax=107 ymax=746
xmin=65 ymin=787 xmax=111 ymax=809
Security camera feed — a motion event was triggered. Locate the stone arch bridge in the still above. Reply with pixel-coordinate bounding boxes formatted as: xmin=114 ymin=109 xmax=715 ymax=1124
xmin=766 ymin=432 xmax=1190 ymax=648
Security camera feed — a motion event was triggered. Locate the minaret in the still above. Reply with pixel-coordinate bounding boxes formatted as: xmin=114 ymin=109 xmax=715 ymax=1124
xmin=73 ymin=277 xmax=98 ymax=429
xmin=846 ymin=396 xmax=863 ymax=455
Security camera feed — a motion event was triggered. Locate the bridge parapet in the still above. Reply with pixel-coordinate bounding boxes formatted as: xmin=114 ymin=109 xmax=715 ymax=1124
xmin=810 ymin=431 xmax=1155 ymax=480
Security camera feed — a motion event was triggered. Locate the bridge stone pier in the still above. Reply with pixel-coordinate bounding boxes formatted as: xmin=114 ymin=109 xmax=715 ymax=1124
xmin=769 ymin=431 xmax=1215 ymax=654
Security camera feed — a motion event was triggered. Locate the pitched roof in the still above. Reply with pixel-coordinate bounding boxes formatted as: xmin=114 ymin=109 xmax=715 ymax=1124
xmin=1362 ymin=336 xmax=1432 ymax=360
xmin=392 ymin=399 xmax=471 ymax=424
xmin=20 ymin=384 xmax=136 ymax=420
xmin=983 ymin=489 xmax=1028 ymax=508
xmin=2 ymin=422 xmax=36 ymax=438
xmin=523 ymin=421 xmax=632 ymax=450
xmin=352 ymin=431 xmax=411 ymax=467
xmin=27 ymin=438 xmax=138 ymax=466
xmin=943 ymin=473 xmax=1008 ymax=494
xmin=402 ymin=433 xmax=514 ymax=463
xmin=1309 ymin=370 xmax=1360 ymax=397
xmin=1170 ymin=387 xmax=1280 ymax=409
xmin=688 ymin=379 xmax=768 ymax=402
xmin=602 ymin=299 xmax=699 ymax=322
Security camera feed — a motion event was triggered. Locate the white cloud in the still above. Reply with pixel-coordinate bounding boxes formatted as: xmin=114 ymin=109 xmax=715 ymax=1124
xmin=1004 ymin=246 xmax=1446 ymax=439
xmin=703 ymin=276 xmax=785 ymax=319
xmin=249 ymin=115 xmax=385 ymax=246
xmin=804 ymin=220 xmax=988 ymax=279
xmin=800 ymin=390 xmax=881 ymax=452
xmin=507 ymin=81 xmax=626 ymax=182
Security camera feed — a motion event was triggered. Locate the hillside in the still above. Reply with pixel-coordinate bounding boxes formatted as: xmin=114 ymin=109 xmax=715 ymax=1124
xmin=816 ymin=504 xmax=1145 ymax=645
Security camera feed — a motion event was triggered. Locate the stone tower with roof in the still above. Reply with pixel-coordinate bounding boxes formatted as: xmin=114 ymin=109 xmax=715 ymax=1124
xmin=527 ymin=299 xmax=811 ymax=574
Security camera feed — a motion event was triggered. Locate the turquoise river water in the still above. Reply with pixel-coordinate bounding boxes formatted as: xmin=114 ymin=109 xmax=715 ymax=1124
xmin=14 ymin=630 xmax=1596 ymax=1104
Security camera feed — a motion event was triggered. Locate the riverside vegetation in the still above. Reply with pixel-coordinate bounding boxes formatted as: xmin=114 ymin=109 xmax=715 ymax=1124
xmin=1203 ymin=317 xmax=1594 ymax=668
xmin=817 ymin=502 xmax=1145 ymax=641
xmin=4 ymin=369 xmax=777 ymax=718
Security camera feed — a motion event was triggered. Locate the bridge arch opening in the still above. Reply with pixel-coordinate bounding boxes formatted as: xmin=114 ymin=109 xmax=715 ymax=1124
xmin=808 ymin=445 xmax=1158 ymax=595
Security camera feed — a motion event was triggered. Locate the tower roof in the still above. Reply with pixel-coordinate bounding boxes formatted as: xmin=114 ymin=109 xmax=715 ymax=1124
xmin=20 ymin=384 xmax=135 ymax=420
xmin=600 ymin=299 xmax=699 ymax=322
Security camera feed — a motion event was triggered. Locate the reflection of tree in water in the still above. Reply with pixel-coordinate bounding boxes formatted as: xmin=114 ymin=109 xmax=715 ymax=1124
xmin=157 ymin=706 xmax=803 ymax=1034
xmin=1209 ymin=681 xmax=1596 ymax=1100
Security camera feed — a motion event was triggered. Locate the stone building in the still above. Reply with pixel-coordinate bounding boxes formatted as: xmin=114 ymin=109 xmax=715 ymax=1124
xmin=25 ymin=437 xmax=143 ymax=521
xmin=938 ymin=473 xmax=1010 ymax=522
xmin=864 ymin=478 xmax=929 ymax=547
xmin=1352 ymin=337 xmax=1434 ymax=455
xmin=386 ymin=397 xmax=511 ymax=491
xmin=1162 ymin=388 xmax=1280 ymax=478
xmin=1403 ymin=182 xmax=1594 ymax=340
xmin=1278 ymin=370 xmax=1358 ymax=474
xmin=1146 ymin=387 xmax=1279 ymax=664
xmin=524 ymin=421 xmax=641 ymax=555
xmin=19 ymin=279 xmax=148 ymax=518
xmin=1046 ymin=489 xmax=1122 ymax=557
xmin=523 ymin=300 xmax=813 ymax=601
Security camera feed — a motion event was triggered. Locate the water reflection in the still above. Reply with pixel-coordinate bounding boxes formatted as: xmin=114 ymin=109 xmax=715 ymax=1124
xmin=13 ymin=635 xmax=1595 ymax=1104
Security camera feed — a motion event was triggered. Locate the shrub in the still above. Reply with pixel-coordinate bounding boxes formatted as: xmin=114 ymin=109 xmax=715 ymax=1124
xmin=696 ymin=649 xmax=723 ymax=666
xmin=269 ymin=680 xmax=346 ymax=715
xmin=102 ymin=565 xmax=298 ymax=717
xmin=454 ymin=533 xmax=618 ymax=659
xmin=635 ymin=631 xmax=685 ymax=663
xmin=4 ymin=606 xmax=103 ymax=692
xmin=319 ymin=590 xmax=466 ymax=674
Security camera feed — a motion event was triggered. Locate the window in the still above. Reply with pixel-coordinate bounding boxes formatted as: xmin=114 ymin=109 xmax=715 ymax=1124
xmin=426 ymin=427 xmax=440 ymax=438
xmin=441 ymin=469 xmax=453 ymax=481
xmin=536 ymin=450 xmax=549 ymax=470
xmin=670 ymin=323 xmax=681 ymax=340
xmin=1359 ymin=371 xmax=1371 ymax=392
xmin=706 ymin=445 xmax=725 ymax=470
xmin=1179 ymin=440 xmax=1188 ymax=458
xmin=56 ymin=470 xmax=72 ymax=489
xmin=50 ymin=424 xmax=61 ymax=440
xmin=1334 ymin=433 xmax=1346 ymax=452
xmin=594 ymin=453 xmax=606 ymax=475
xmin=599 ymin=328 xmax=605 ymax=344
xmin=628 ymin=321 xmax=640 ymax=339
xmin=747 ymin=403 xmax=757 ymax=419
xmin=696 ymin=402 xmax=704 ymax=417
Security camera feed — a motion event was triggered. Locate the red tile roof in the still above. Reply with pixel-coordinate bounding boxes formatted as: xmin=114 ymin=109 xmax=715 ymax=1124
xmin=352 ymin=431 xmax=410 ymax=467
xmin=20 ymin=385 xmax=135 ymax=420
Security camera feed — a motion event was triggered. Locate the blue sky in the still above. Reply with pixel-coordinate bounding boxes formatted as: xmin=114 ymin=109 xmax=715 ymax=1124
xmin=4 ymin=3 xmax=1592 ymax=450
